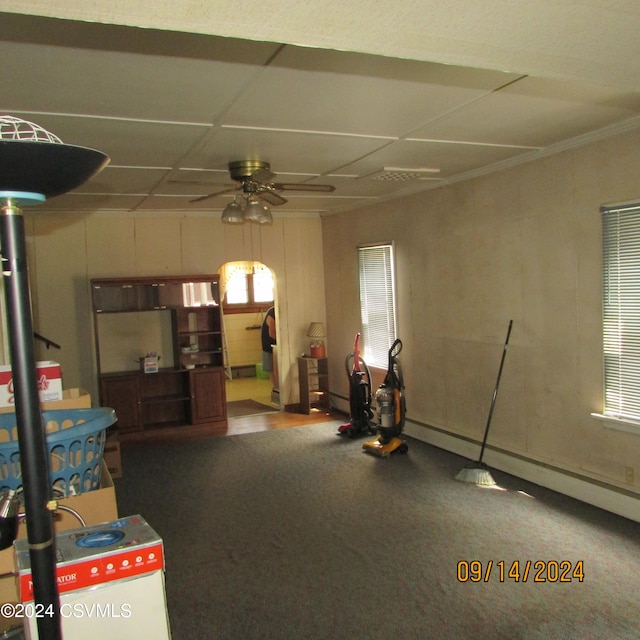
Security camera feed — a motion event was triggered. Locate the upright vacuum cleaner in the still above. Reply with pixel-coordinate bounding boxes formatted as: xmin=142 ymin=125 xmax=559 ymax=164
xmin=363 ymin=338 xmax=408 ymax=457
xmin=338 ymin=333 xmax=376 ymax=438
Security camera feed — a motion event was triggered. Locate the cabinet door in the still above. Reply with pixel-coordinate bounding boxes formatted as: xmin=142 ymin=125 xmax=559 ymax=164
xmin=100 ymin=375 xmax=142 ymax=432
xmin=93 ymin=283 xmax=160 ymax=312
xmin=189 ymin=368 xmax=226 ymax=423
xmin=93 ymin=284 xmax=140 ymax=312
xmin=155 ymin=282 xmax=185 ymax=309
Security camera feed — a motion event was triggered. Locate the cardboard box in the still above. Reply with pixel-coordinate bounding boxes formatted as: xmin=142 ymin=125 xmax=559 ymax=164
xmin=0 ymin=388 xmax=91 ymax=416
xmin=0 ymin=388 xmax=91 ymax=415
xmin=0 ymin=462 xmax=117 ymax=633
xmin=43 ymin=388 xmax=91 ymax=411
xmin=104 ymin=432 xmax=122 ymax=479
xmin=0 ymin=361 xmax=63 ymax=408
xmin=42 ymin=462 xmax=118 ymax=534
xmin=0 ymin=566 xmax=19 ymax=632
xmin=140 ymin=355 xmax=159 ymax=374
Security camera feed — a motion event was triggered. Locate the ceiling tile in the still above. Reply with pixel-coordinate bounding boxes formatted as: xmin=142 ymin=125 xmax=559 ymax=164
xmin=410 ymin=76 xmax=640 ymax=147
xmin=77 ymin=167 xmax=171 ymax=194
xmin=0 ymin=15 xmax=281 ymax=123
xmin=134 ymin=195 xmax=213 ymax=211
xmin=221 ymin=45 xmax=521 ymax=138
xmin=36 ymin=193 xmax=146 ymax=211
xmin=153 ymin=169 xmax=232 ymax=197
xmin=339 ymin=139 xmax=536 ymax=180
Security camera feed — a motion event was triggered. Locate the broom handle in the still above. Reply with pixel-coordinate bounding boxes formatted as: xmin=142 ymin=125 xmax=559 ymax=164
xmin=478 ymin=320 xmax=513 ymax=463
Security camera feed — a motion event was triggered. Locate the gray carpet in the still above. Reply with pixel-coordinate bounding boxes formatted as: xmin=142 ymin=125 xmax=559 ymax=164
xmin=115 ymin=421 xmax=640 ymax=640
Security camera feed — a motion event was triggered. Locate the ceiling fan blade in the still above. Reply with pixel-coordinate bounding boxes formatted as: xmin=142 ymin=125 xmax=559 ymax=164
xmin=272 ymin=182 xmax=335 ymax=193
xmin=190 ymin=186 xmax=238 ymax=203
xmin=251 ymin=168 xmax=276 ymax=183
xmin=258 ymin=187 xmax=287 ymax=206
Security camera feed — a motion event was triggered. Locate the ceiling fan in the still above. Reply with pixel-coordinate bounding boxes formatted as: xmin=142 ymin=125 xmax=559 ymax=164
xmin=190 ymin=160 xmax=335 ymax=206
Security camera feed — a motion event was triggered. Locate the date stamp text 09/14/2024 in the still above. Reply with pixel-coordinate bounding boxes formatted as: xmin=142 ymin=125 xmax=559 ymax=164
xmin=457 ymin=560 xmax=585 ymax=583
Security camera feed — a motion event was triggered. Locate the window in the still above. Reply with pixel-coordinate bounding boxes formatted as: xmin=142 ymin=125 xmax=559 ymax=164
xmin=358 ymin=243 xmax=397 ymax=368
xmin=601 ymin=202 xmax=640 ymax=423
xmin=252 ymin=265 xmax=275 ymax=303
xmin=220 ymin=262 xmax=274 ymax=313
xmin=225 ymin=266 xmax=250 ymax=304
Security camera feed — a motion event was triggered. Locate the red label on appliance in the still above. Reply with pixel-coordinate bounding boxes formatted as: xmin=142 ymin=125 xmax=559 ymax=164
xmin=19 ymin=541 xmax=164 ymax=602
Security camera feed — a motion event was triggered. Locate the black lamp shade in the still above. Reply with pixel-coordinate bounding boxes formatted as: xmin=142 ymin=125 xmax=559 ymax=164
xmin=0 ymin=140 xmax=109 ymax=199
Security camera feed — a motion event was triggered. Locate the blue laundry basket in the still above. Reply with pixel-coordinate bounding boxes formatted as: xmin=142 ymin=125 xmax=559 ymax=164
xmin=0 ymin=407 xmax=116 ymax=497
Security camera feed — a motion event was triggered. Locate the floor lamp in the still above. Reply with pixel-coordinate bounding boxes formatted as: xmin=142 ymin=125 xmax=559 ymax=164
xmin=0 ymin=117 xmax=108 ymax=639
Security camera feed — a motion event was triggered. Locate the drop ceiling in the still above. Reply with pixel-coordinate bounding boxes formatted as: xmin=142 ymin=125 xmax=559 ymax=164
xmin=1 ymin=4 xmax=640 ymax=217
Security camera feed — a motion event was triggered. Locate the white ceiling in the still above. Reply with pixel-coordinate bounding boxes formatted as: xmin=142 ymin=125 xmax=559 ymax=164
xmin=1 ymin=4 xmax=640 ymax=217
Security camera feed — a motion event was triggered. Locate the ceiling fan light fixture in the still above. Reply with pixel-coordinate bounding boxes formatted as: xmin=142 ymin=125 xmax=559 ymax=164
xmin=258 ymin=205 xmax=273 ymax=224
xmin=221 ymin=196 xmax=245 ymax=224
xmin=244 ymin=195 xmax=271 ymax=224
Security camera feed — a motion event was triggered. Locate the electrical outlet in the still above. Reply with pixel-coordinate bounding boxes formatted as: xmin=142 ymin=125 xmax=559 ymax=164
xmin=625 ymin=466 xmax=635 ymax=484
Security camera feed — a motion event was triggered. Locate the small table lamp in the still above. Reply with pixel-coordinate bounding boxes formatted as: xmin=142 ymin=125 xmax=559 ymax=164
xmin=307 ymin=322 xmax=326 ymax=358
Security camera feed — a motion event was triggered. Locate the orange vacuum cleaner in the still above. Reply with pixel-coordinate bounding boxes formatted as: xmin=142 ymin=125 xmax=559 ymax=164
xmin=363 ymin=338 xmax=408 ymax=457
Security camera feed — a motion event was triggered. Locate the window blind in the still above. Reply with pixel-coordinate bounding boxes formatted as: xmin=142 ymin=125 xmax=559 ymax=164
xmin=358 ymin=243 xmax=397 ymax=368
xmin=602 ymin=203 xmax=640 ymax=421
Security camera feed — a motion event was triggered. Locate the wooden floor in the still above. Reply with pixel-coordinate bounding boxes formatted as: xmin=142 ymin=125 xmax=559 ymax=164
xmin=224 ymin=376 xmax=344 ymax=437
xmin=121 ymin=376 xmax=345 ymax=445
xmin=225 ymin=405 xmax=343 ymax=437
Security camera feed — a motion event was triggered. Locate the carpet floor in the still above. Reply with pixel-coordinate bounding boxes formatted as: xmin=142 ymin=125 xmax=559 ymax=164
xmin=115 ymin=420 xmax=640 ymax=640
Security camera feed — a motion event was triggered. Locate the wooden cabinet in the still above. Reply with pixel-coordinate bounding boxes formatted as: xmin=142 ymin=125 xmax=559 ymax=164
xmin=92 ymin=283 xmax=152 ymax=312
xmin=92 ymin=275 xmax=227 ymax=441
xmin=189 ymin=368 xmax=226 ymax=423
xmin=298 ymin=357 xmax=330 ymax=414
xmin=92 ymin=276 xmax=219 ymax=313
xmin=99 ymin=373 xmax=141 ymax=433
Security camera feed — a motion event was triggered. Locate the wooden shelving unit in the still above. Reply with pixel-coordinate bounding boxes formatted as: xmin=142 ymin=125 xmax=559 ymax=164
xmin=297 ymin=356 xmax=330 ymax=414
xmin=92 ymin=275 xmax=227 ymax=441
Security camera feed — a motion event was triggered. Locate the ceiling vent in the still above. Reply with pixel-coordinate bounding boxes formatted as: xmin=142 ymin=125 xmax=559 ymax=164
xmin=361 ymin=167 xmax=440 ymax=181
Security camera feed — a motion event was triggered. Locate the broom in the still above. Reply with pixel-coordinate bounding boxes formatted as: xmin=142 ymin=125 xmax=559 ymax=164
xmin=455 ymin=320 xmax=513 ymax=486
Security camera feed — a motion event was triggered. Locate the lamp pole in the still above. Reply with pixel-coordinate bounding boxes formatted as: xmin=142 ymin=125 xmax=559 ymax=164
xmin=0 ymin=118 xmax=109 ymax=639
xmin=0 ymin=197 xmax=61 ymax=638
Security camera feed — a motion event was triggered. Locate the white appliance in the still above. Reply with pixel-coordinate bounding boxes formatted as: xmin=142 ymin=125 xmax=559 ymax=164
xmin=15 ymin=515 xmax=172 ymax=639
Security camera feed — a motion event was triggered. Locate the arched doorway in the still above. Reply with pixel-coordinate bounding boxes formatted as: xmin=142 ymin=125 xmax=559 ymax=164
xmin=218 ymin=261 xmax=280 ymax=416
